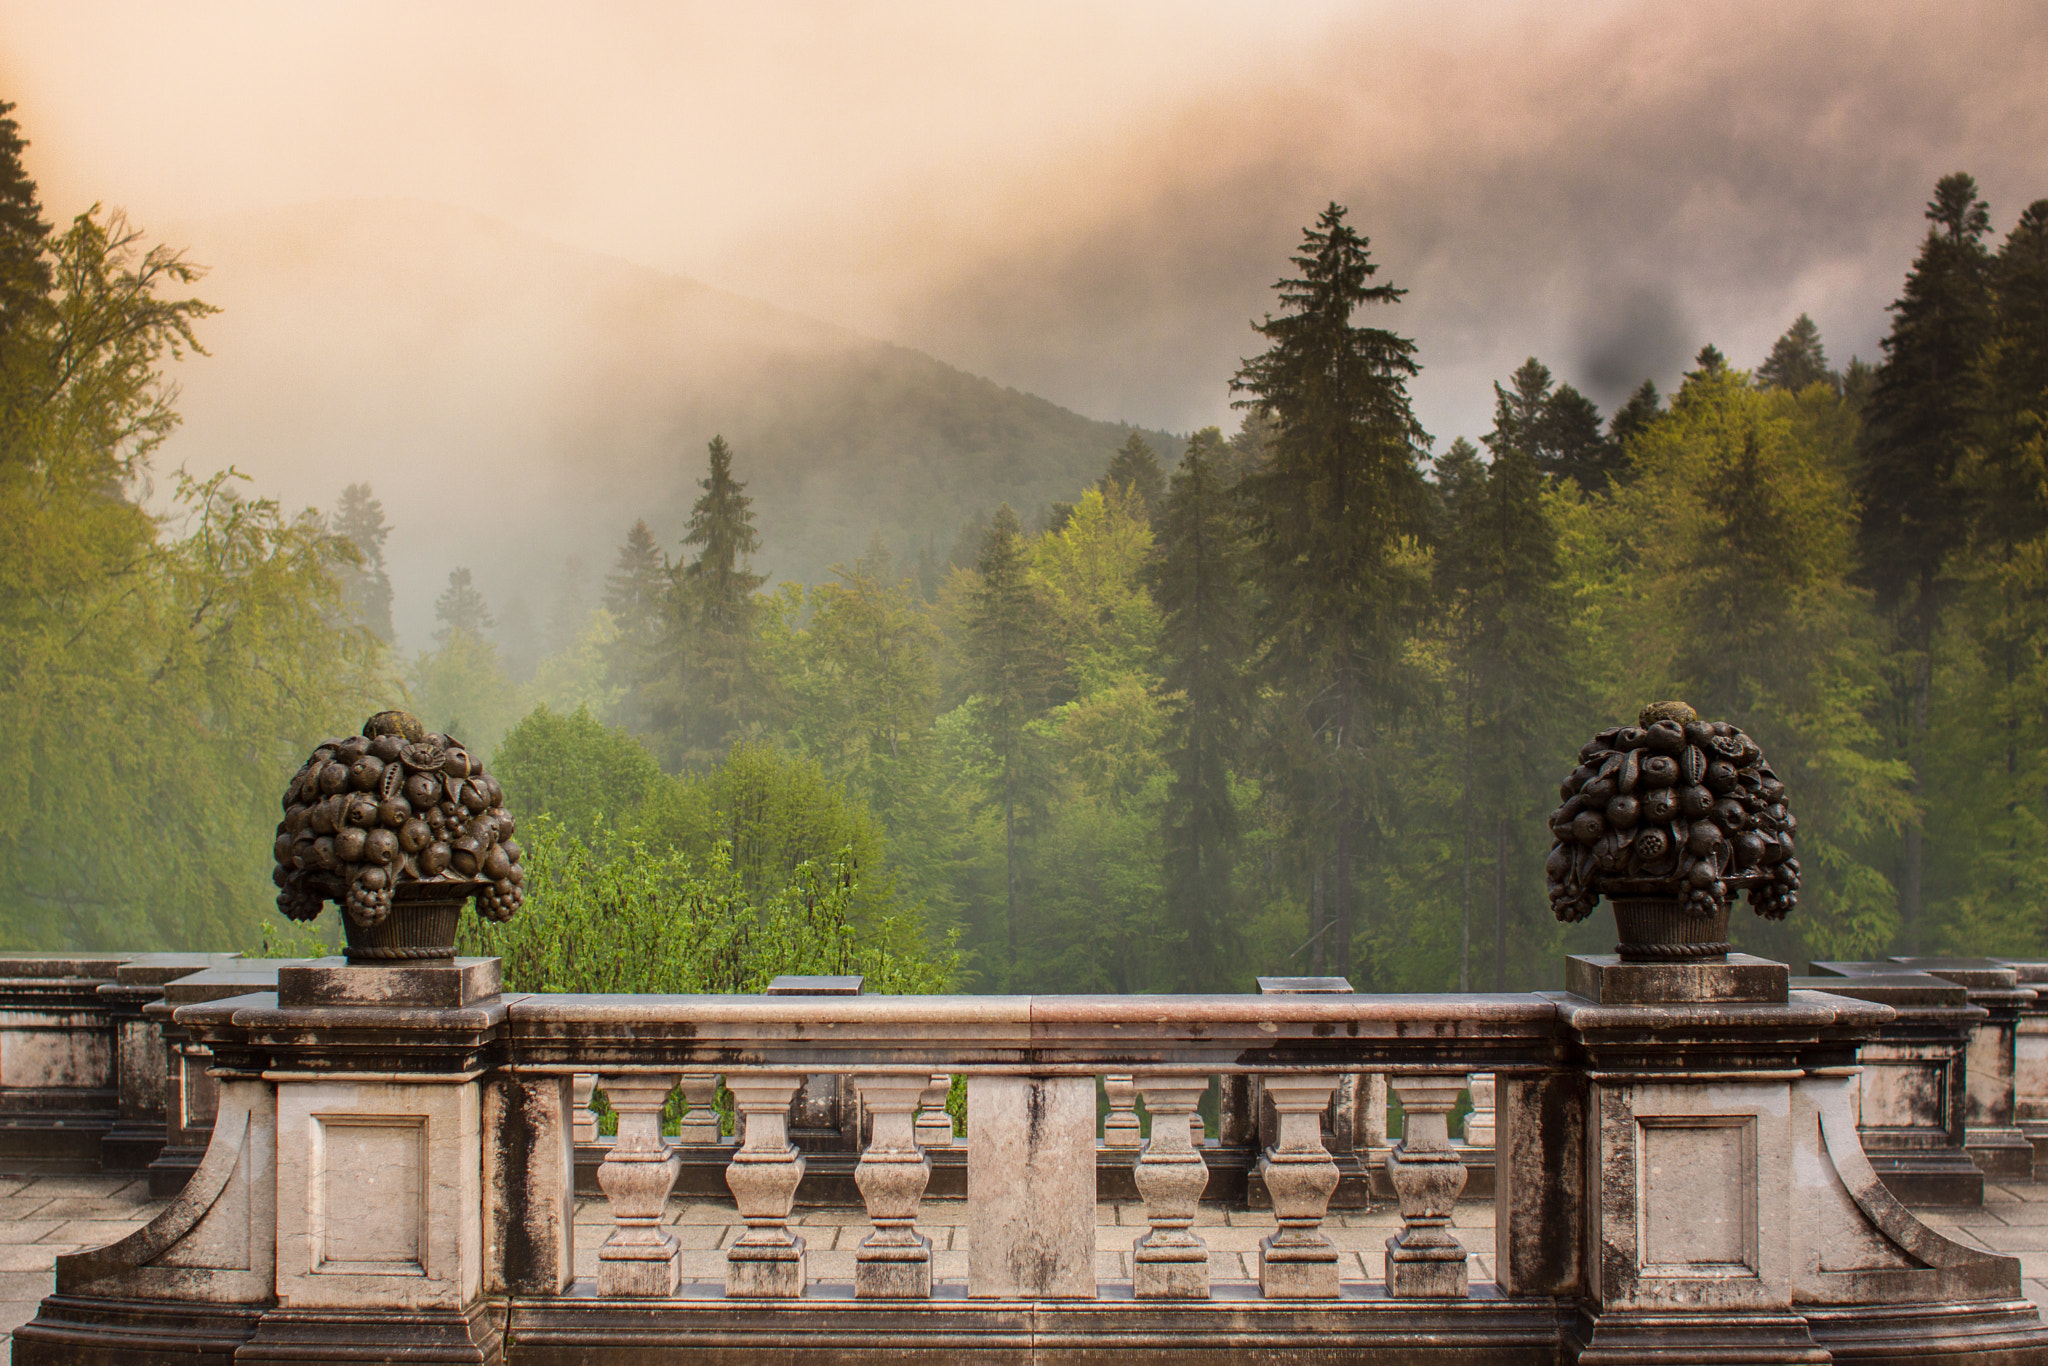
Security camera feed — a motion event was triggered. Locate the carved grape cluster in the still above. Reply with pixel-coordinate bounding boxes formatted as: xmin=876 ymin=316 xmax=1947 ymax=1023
xmin=1546 ymin=701 xmax=1798 ymax=925
xmin=271 ymin=710 xmax=525 ymax=930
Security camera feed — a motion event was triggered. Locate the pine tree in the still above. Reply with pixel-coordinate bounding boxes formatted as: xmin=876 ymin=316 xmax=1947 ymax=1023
xmin=1757 ymin=314 xmax=1835 ymax=393
xmin=0 ymin=101 xmax=53 ymax=358
xmin=963 ymin=504 xmax=1065 ymax=976
xmin=1486 ymin=358 xmax=1618 ymax=491
xmin=1232 ymin=203 xmax=1431 ymax=982
xmin=1855 ymin=172 xmax=1996 ymax=949
xmin=433 ymin=567 xmax=493 ymax=642
xmin=1148 ymin=427 xmax=1250 ymax=989
xmin=1609 ymin=379 xmax=1663 ymax=450
xmin=1099 ymin=431 xmax=1166 ymax=517
xmin=677 ymin=435 xmax=768 ymax=761
xmin=331 ymin=482 xmax=394 ymax=641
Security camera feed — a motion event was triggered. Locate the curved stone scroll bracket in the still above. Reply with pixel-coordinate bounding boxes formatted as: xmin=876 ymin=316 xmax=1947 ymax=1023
xmin=1796 ymin=1072 xmax=2023 ymax=1306
xmin=56 ymin=1077 xmax=277 ymax=1305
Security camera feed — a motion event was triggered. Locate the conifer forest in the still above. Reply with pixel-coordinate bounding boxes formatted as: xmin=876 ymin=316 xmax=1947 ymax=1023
xmin=6 ymin=87 xmax=2048 ymax=994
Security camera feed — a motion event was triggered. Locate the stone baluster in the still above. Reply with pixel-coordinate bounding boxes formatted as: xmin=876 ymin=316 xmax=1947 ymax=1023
xmin=915 ymin=1074 xmax=955 ymax=1148
xmin=1257 ymin=1073 xmax=1342 ymax=1298
xmin=1462 ymin=1073 xmax=1496 ymax=1148
xmin=1103 ymin=1073 xmax=1142 ymax=1149
xmin=595 ymin=1073 xmax=683 ymax=1296
xmin=851 ymin=1074 xmax=933 ymax=1297
xmin=1384 ymin=1074 xmax=1470 ymax=1297
xmin=678 ymin=1073 xmax=723 ymax=1146
xmin=572 ymin=1073 xmax=599 ymax=1145
xmin=724 ymin=1074 xmax=808 ymax=1297
xmin=1189 ymin=1107 xmax=1207 ymax=1147
xmin=1133 ymin=1077 xmax=1211 ymax=1298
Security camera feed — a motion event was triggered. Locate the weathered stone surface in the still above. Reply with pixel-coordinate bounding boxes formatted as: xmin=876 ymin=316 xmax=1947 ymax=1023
xmin=1132 ymin=1077 xmax=1210 ymax=1300
xmin=725 ymin=1074 xmax=808 ymax=1298
xmin=1384 ymin=1075 xmax=1469 ymax=1299
xmin=1258 ymin=1073 xmax=1340 ymax=1300
xmin=1494 ymin=1071 xmax=1585 ymax=1298
xmin=851 ymin=1074 xmax=932 ymax=1299
xmin=483 ymin=1074 xmax=573 ymax=1296
xmin=596 ymin=1074 xmax=681 ymax=1297
xmin=277 ymin=956 xmax=501 ymax=1010
xmin=1101 ymin=1074 xmax=1141 ymax=1150
xmin=1567 ymin=952 xmax=1789 ymax=1005
xmin=967 ymin=1075 xmax=1095 ymax=1299
xmin=914 ymin=1074 xmax=955 ymax=1149
xmin=274 ymin=1077 xmax=483 ymax=1312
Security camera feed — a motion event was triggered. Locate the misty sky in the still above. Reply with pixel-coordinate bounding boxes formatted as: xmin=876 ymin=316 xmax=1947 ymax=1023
xmin=6 ymin=0 xmax=2047 ymax=447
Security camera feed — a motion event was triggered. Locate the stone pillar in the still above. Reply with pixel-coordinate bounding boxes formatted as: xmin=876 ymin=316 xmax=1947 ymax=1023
xmin=1791 ymin=970 xmax=1985 ymax=1204
xmin=914 ymin=1074 xmax=955 ymax=1148
xmin=1132 ymin=1077 xmax=1210 ymax=1299
xmin=2005 ymin=959 xmax=2048 ymax=1175
xmin=1384 ymin=1075 xmax=1469 ymax=1297
xmin=0 ymin=954 xmax=131 ymax=1173
xmin=724 ymin=1074 xmax=808 ymax=1298
xmin=97 ymin=954 xmax=229 ymax=1170
xmin=484 ymin=1074 xmax=574 ymax=1296
xmin=143 ymin=960 xmax=305 ymax=1198
xmin=967 ymin=1075 xmax=1095 ymax=1298
xmin=238 ymin=956 xmax=508 ymax=1365
xmin=1493 ymin=1070 xmax=1585 ymax=1299
xmin=1102 ymin=1074 xmax=1142 ymax=1149
xmin=595 ymin=1073 xmax=682 ymax=1296
xmin=1257 ymin=1073 xmax=1341 ymax=1299
xmin=677 ymin=1073 xmax=723 ymax=1146
xmin=851 ymin=1074 xmax=932 ymax=1298
xmin=1891 ymin=958 xmax=2038 ymax=1180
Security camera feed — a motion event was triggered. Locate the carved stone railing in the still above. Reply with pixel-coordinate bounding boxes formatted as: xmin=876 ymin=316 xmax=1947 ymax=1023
xmin=14 ymin=950 xmax=2048 ymax=1366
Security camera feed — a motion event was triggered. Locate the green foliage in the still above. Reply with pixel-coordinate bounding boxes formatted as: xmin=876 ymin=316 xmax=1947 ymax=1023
xmin=493 ymin=703 xmax=666 ymax=835
xmin=456 ymin=817 xmax=956 ymax=995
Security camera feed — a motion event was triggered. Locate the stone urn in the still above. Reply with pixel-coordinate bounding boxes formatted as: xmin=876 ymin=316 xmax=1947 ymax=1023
xmin=271 ymin=710 xmax=526 ymax=962
xmin=1545 ymin=701 xmax=1798 ymax=962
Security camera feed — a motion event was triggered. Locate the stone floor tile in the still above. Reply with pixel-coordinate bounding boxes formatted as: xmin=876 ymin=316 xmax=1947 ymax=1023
xmin=1095 ymin=1251 xmax=1128 ymax=1282
xmin=1210 ymin=1250 xmax=1251 ymax=1281
xmin=42 ymin=1220 xmax=147 ymax=1246
xmin=1338 ymin=1250 xmax=1371 ymax=1281
xmin=0 ymin=1244 xmax=79 ymax=1272
xmin=669 ymin=1223 xmax=729 ymax=1252
xmin=1196 ymin=1226 xmax=1275 ymax=1253
xmin=674 ymin=1250 xmax=728 ymax=1280
xmin=669 ymin=1201 xmax=737 ymax=1226
xmin=0 ymin=1198 xmax=55 ymax=1220
xmin=1192 ymin=1206 xmax=1229 ymax=1226
xmin=25 ymin=1198 xmax=144 ymax=1221
xmin=10 ymin=1177 xmax=140 ymax=1200
xmin=931 ymin=1249 xmax=968 ymax=1282
xmin=2003 ymin=1183 xmax=2048 ymax=1202
xmin=0 ymin=1221 xmax=64 ymax=1245
xmin=807 ymin=1251 xmax=857 ymax=1281
xmin=1227 ymin=1209 xmax=1278 ymax=1227
xmin=2024 ymin=1278 xmax=2048 ymax=1315
xmin=919 ymin=1201 xmax=969 ymax=1226
xmin=3 ymin=1298 xmax=46 ymax=1339
xmin=1093 ymin=1226 xmax=1135 ymax=1253
xmin=793 ymin=1208 xmax=867 ymax=1227
xmin=0 ymin=1270 xmax=54 ymax=1301
xmin=1990 ymin=1203 xmax=2048 ymax=1227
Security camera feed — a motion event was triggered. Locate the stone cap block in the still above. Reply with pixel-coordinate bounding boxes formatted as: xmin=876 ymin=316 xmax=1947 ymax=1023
xmin=1566 ymin=953 xmax=1788 ymax=1005
xmin=1256 ymin=976 xmax=1354 ymax=994
xmin=110 ymin=953 xmax=240 ymax=988
xmin=0 ymin=953 xmax=134 ymax=981
xmin=1998 ymin=959 xmax=2048 ymax=985
xmin=765 ymin=974 xmax=864 ymax=995
xmin=159 ymin=961 xmax=315 ymax=1007
xmin=1788 ymin=973 xmax=1984 ymax=1022
xmin=1886 ymin=957 xmax=2020 ymax=989
xmin=278 ymin=957 xmax=502 ymax=1009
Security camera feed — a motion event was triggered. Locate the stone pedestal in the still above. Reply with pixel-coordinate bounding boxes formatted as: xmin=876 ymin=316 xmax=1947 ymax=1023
xmin=2004 ymin=959 xmax=2048 ymax=1175
xmin=97 ymin=954 xmax=232 ymax=1170
xmin=725 ymin=1074 xmax=808 ymax=1298
xmin=0 ymin=954 xmax=131 ymax=1173
xmin=1384 ymin=1075 xmax=1469 ymax=1297
xmin=1257 ymin=1073 xmax=1341 ymax=1299
xmin=145 ymin=961 xmax=311 ymax=1198
xmin=967 ymin=1075 xmax=1096 ymax=1298
xmin=246 ymin=957 xmax=507 ymax=1365
xmin=1893 ymin=958 xmax=2039 ymax=1180
xmin=850 ymin=1074 xmax=932 ymax=1299
xmin=1790 ymin=972 xmax=1985 ymax=1204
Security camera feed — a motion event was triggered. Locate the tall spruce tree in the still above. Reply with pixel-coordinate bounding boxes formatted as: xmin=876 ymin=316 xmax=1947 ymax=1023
xmin=1855 ymin=173 xmax=1996 ymax=948
xmin=1232 ymin=203 xmax=1431 ymax=982
xmin=0 ymin=101 xmax=52 ymax=362
xmin=433 ymin=567 xmax=493 ymax=641
xmin=1148 ymin=427 xmax=1250 ymax=989
xmin=1757 ymin=314 xmax=1835 ymax=393
xmin=331 ymin=483 xmax=394 ymax=642
xmin=962 ymin=504 xmax=1065 ymax=976
xmin=602 ymin=520 xmax=668 ymax=735
xmin=678 ymin=435 xmax=767 ymax=761
xmin=1609 ymin=379 xmax=1663 ymax=450
xmin=1099 ymin=431 xmax=1166 ymax=518
xmin=1488 ymin=357 xmax=1621 ymax=492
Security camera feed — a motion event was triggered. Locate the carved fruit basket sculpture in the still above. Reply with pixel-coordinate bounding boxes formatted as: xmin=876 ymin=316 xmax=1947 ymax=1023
xmin=272 ymin=710 xmax=525 ymax=961
xmin=1545 ymin=701 xmax=1798 ymax=961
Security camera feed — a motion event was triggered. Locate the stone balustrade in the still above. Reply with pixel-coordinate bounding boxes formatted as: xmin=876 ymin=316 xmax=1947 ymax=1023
xmin=6 ymin=948 xmax=2047 ymax=1365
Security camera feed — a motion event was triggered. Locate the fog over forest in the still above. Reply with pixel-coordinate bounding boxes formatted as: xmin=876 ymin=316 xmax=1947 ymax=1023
xmin=4 ymin=2 xmax=2047 ymax=993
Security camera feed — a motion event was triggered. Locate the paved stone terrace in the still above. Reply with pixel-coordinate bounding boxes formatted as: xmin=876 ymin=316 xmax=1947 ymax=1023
xmin=7 ymin=1173 xmax=2048 ymax=1354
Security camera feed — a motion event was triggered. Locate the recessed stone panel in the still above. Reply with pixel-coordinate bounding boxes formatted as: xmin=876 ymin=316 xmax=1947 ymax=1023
xmin=315 ymin=1117 xmax=425 ymax=1273
xmin=1860 ymin=1053 xmax=1947 ymax=1133
xmin=1638 ymin=1116 xmax=1756 ymax=1276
